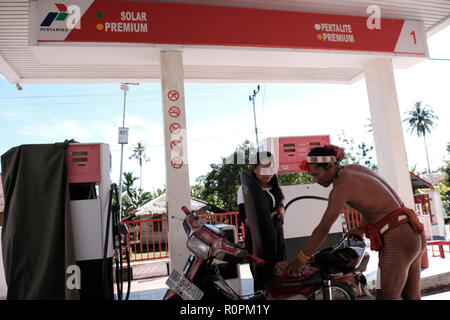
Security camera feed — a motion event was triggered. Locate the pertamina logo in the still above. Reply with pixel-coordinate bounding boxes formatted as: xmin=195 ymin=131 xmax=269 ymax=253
xmin=40 ymin=3 xmax=81 ymax=31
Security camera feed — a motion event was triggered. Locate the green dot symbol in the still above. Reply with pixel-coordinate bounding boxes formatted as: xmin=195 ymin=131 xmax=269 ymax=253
xmin=96 ymin=12 xmax=103 ymax=18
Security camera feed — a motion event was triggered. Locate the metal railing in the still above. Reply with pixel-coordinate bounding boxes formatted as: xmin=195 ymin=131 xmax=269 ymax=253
xmin=414 ymin=193 xmax=433 ymax=223
xmin=122 ymin=212 xmax=241 ymax=263
xmin=122 ymin=218 xmax=169 ymax=262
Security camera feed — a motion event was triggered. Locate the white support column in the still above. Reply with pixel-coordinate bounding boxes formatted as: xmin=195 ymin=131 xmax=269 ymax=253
xmin=363 ymin=58 xmax=414 ymax=208
xmin=429 ymin=189 xmax=446 ymax=238
xmin=160 ymin=51 xmax=191 ymax=272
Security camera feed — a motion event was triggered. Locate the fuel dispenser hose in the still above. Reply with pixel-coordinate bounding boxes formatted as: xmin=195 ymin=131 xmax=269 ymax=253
xmin=103 ymin=183 xmax=131 ymax=300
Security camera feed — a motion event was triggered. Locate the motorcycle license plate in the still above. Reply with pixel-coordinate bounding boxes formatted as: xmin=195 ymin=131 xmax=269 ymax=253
xmin=166 ymin=269 xmax=204 ymax=300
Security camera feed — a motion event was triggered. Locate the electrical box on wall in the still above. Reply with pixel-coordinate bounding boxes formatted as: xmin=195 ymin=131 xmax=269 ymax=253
xmin=260 ymin=135 xmax=330 ymax=174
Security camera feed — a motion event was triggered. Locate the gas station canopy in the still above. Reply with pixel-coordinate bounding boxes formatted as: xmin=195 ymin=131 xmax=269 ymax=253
xmin=2 ymin=0 xmax=449 ymax=277
xmin=1 ymin=0 xmax=450 ymax=84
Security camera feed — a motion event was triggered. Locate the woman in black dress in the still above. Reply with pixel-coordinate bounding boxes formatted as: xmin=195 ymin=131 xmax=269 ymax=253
xmin=237 ymin=151 xmax=287 ymax=291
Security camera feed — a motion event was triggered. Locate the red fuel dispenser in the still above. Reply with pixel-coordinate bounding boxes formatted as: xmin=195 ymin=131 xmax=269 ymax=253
xmin=66 ymin=143 xmax=114 ymax=299
xmin=260 ymin=135 xmax=330 ymax=174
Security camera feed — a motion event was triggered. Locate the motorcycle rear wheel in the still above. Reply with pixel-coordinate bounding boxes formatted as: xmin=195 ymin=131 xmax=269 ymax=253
xmin=307 ymin=283 xmax=355 ymax=300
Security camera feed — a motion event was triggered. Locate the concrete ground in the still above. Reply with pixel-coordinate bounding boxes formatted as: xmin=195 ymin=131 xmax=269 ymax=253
xmin=115 ymin=244 xmax=450 ymax=300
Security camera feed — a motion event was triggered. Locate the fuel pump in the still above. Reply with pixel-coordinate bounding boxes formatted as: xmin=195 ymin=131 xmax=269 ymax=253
xmin=67 ymin=143 xmax=130 ymax=300
xmin=1 ymin=141 xmax=131 ymax=299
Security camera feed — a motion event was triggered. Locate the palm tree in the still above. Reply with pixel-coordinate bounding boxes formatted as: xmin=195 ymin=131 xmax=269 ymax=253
xmin=121 ymin=171 xmax=151 ymax=217
xmin=403 ymin=101 xmax=438 ymax=173
xmin=129 ymin=141 xmax=150 ymax=189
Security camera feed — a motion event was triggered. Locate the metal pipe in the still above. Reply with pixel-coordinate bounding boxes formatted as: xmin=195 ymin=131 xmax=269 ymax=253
xmin=118 ymin=84 xmax=128 ymax=220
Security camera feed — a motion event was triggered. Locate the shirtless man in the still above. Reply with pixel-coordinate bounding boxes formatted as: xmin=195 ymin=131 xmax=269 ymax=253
xmin=283 ymin=144 xmax=426 ymax=300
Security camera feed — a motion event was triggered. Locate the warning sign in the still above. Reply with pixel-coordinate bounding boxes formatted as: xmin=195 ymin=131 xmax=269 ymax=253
xmin=171 ymin=157 xmax=183 ymax=169
xmin=169 ymin=122 xmax=182 ymax=134
xmin=168 ymin=106 xmax=181 ymax=118
xmin=168 ymin=90 xmax=179 ymax=101
xmin=170 ymin=139 xmax=182 ymax=152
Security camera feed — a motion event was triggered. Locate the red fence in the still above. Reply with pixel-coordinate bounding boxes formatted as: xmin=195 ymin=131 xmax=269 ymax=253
xmin=122 ymin=218 xmax=169 ymax=262
xmin=414 ymin=194 xmax=433 ymax=223
xmin=122 ymin=212 xmax=242 ymax=263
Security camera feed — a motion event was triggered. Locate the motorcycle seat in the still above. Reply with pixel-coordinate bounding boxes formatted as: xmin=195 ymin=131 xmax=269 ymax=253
xmin=270 ymin=260 xmax=322 ymax=286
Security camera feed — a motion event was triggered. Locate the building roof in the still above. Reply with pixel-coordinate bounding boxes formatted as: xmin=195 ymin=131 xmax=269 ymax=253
xmin=419 ymin=172 xmax=448 ymax=186
xmin=133 ymin=193 xmax=226 ymax=219
xmin=410 ymin=171 xmax=433 ymax=189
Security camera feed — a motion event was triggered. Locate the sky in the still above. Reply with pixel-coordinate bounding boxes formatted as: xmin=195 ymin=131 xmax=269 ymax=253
xmin=0 ymin=26 xmax=449 ymax=193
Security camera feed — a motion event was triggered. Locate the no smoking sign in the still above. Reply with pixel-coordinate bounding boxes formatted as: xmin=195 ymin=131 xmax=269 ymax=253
xmin=170 ymin=139 xmax=183 ymax=151
xmin=169 ymin=122 xmax=182 ymax=134
xmin=171 ymin=157 xmax=183 ymax=169
xmin=168 ymin=89 xmax=180 ymax=101
xmin=168 ymin=106 xmax=180 ymax=118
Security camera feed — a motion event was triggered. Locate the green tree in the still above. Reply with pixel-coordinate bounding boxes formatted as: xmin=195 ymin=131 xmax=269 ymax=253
xmin=129 ymin=141 xmax=150 ymax=190
xmin=151 ymin=187 xmax=166 ymax=198
xmin=121 ymin=171 xmax=151 ymax=217
xmin=278 ymin=173 xmax=314 ymax=186
xmin=403 ymin=101 xmax=439 ymax=173
xmin=440 ymin=142 xmax=450 ymax=222
xmin=195 ymin=140 xmax=255 ymax=211
xmin=194 ymin=139 xmax=318 ymax=210
xmin=337 ymin=130 xmax=377 ymax=170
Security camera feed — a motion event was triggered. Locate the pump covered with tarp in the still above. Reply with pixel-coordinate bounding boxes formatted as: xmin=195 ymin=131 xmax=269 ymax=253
xmin=1 ymin=140 xmax=78 ymax=300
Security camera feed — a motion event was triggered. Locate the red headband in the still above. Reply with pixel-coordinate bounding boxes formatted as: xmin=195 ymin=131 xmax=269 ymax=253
xmin=298 ymin=144 xmax=344 ymax=172
xmin=299 ymin=159 xmax=311 ymax=171
xmin=325 ymin=144 xmax=344 ymax=161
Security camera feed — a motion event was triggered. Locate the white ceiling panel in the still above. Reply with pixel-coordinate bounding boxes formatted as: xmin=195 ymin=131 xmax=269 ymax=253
xmin=0 ymin=0 xmax=449 ymax=84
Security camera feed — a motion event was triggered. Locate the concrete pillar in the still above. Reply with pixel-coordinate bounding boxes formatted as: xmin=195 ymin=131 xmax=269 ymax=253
xmin=160 ymin=51 xmax=191 ymax=272
xmin=429 ymin=189 xmax=446 ymax=238
xmin=363 ymin=58 xmax=414 ymax=208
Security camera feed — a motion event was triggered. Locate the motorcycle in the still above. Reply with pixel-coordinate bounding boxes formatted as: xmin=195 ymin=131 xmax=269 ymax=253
xmin=163 ymin=206 xmax=373 ymax=301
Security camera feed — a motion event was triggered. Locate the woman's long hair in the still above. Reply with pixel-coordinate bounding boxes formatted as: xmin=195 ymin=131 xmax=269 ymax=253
xmin=251 ymin=151 xmax=284 ymax=208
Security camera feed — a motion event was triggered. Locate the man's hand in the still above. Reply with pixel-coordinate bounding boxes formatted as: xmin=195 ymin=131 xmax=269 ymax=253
xmin=346 ymin=227 xmax=365 ymax=241
xmin=283 ymin=259 xmax=305 ymax=277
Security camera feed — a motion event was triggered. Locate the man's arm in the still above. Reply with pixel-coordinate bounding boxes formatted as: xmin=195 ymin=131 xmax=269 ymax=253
xmin=283 ymin=186 xmax=350 ymax=277
xmin=302 ymin=186 xmax=349 ymax=257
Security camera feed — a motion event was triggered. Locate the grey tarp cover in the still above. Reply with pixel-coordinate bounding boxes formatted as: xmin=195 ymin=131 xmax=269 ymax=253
xmin=240 ymin=171 xmax=277 ymax=282
xmin=1 ymin=141 xmax=78 ymax=300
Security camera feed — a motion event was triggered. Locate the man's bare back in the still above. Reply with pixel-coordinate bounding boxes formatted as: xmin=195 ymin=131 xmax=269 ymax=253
xmin=333 ymin=164 xmax=403 ymax=224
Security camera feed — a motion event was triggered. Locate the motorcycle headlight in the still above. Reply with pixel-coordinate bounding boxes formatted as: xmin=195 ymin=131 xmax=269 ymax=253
xmin=187 ymin=235 xmax=211 ymax=260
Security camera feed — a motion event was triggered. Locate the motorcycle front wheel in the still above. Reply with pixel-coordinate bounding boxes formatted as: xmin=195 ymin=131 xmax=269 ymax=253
xmin=307 ymin=283 xmax=355 ymax=300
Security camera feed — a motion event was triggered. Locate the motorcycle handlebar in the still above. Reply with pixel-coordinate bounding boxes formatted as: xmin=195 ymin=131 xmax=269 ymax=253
xmin=245 ymin=253 xmax=265 ymax=266
xmin=345 ymin=233 xmax=364 ymax=242
xmin=181 ymin=206 xmax=191 ymax=215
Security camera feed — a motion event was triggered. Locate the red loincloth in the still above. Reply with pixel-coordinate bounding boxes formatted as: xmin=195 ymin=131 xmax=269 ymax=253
xmin=363 ymin=206 xmax=424 ymax=251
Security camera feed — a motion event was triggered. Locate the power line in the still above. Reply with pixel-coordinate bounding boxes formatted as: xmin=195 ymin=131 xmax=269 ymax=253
xmin=249 ymin=85 xmax=261 ymax=150
xmin=428 ymin=57 xmax=450 ymax=61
